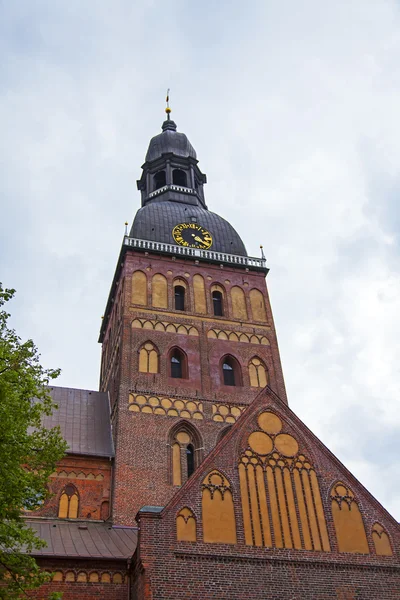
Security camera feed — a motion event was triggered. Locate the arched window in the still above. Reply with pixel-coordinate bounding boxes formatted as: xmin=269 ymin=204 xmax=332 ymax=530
xmin=174 ymin=285 xmax=185 ymax=311
xmin=212 ymin=291 xmax=223 ymax=316
xmin=154 ymin=170 xmax=166 ymax=190
xmin=170 ymin=423 xmax=203 ymax=486
xmin=58 ymin=484 xmax=79 ymax=519
xmin=173 ymin=169 xmax=187 ymax=187
xmin=221 ymin=355 xmax=242 ymax=387
xmin=248 ymin=357 xmax=268 ymax=387
xmin=170 ymin=348 xmax=187 ymax=379
xmin=139 ymin=342 xmax=159 ymax=374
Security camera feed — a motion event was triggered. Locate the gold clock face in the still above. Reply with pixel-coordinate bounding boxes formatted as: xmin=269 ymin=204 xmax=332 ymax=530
xmin=172 ymin=223 xmax=213 ymax=249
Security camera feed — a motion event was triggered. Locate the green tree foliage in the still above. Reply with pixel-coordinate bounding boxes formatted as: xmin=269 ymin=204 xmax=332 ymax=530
xmin=0 ymin=284 xmax=67 ymax=598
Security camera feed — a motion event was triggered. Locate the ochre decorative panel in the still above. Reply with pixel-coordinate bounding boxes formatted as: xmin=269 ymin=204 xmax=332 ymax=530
xmin=193 ymin=274 xmax=207 ymax=314
xmin=372 ymin=523 xmax=393 ymax=556
xmin=202 ymin=471 xmax=237 ymax=544
xmin=132 ymin=318 xmax=198 ymax=336
xmin=152 ymin=273 xmax=168 ymax=308
xmin=129 ymin=393 xmax=204 ymax=420
xmin=231 ymin=286 xmax=248 ymax=320
xmin=249 ymin=289 xmax=267 ymax=322
xmin=176 ymin=507 xmax=197 ymax=541
xmin=208 ymin=328 xmax=269 ymax=345
xmin=139 ymin=342 xmax=158 ymax=373
xmin=212 ymin=403 xmax=245 ymax=423
xmin=239 ymin=411 xmax=330 ymax=552
xmin=331 ymin=482 xmax=369 ymax=554
xmin=172 ymin=442 xmax=182 ymax=486
xmin=131 ymin=271 xmax=147 ymax=305
xmin=249 ymin=357 xmax=268 ymax=387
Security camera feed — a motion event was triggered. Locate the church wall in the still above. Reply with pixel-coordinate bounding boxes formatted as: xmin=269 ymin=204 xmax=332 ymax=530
xmin=25 ymin=455 xmax=111 ymax=521
xmin=131 ymin=392 xmax=399 ymax=599
xmin=28 ymin=558 xmax=128 ymax=599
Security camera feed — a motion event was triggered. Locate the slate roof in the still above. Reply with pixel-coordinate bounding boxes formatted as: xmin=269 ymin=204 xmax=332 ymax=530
xmin=145 ymin=119 xmax=197 ymax=162
xmin=27 ymin=520 xmax=137 ymax=559
xmin=45 ymin=386 xmax=114 ymax=457
xmin=130 ymin=201 xmax=248 ymax=256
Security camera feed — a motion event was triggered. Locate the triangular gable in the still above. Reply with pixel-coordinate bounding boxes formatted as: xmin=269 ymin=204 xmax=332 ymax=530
xmin=155 ymin=386 xmax=399 ymax=558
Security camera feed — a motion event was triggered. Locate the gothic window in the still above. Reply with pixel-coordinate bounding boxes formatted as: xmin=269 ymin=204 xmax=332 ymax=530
xmin=221 ymin=355 xmax=241 ymax=386
xmin=139 ymin=342 xmax=159 ymax=373
xmin=231 ymin=286 xmax=248 ymax=320
xmin=58 ymin=484 xmax=79 ymax=519
xmin=248 ymin=357 xmax=268 ymax=387
xmin=173 ymin=169 xmax=187 ymax=187
xmin=202 ymin=471 xmax=237 ymax=544
xmin=249 ymin=288 xmax=267 ymax=322
xmin=170 ymin=424 xmax=202 ymax=486
xmin=238 ymin=411 xmax=331 ymax=552
xmin=212 ymin=291 xmax=223 ymax=316
xmin=176 ymin=507 xmax=197 ymax=541
xmin=331 ymin=482 xmax=369 ymax=554
xmin=169 ymin=348 xmax=187 ymax=379
xmin=154 ymin=170 xmax=166 ymax=190
xmin=372 ymin=523 xmax=393 ymax=556
xmin=131 ymin=271 xmax=147 ymax=305
xmin=174 ymin=286 xmax=185 ymax=311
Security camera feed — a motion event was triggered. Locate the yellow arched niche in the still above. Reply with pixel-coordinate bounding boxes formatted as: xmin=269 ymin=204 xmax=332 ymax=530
xmin=138 ymin=342 xmax=158 ymax=373
xmin=249 ymin=288 xmax=267 ymax=322
xmin=176 ymin=507 xmax=197 ymax=542
xmin=152 ymin=273 xmax=168 ymax=308
xmin=193 ymin=274 xmax=207 ymax=314
xmin=231 ymin=286 xmax=247 ymax=320
xmin=248 ymin=357 xmax=268 ymax=387
xmin=331 ymin=482 xmax=369 ymax=554
xmin=202 ymin=470 xmax=237 ymax=544
xmin=131 ymin=271 xmax=147 ymax=305
xmin=372 ymin=522 xmax=393 ymax=556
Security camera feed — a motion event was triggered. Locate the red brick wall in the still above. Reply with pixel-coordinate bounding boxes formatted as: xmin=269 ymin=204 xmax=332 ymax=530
xmin=25 ymin=456 xmax=111 ymax=521
xmin=101 ymin=250 xmax=287 ymax=525
xmin=27 ymin=559 xmax=127 ymax=600
xmin=130 ymin=389 xmax=400 ymax=599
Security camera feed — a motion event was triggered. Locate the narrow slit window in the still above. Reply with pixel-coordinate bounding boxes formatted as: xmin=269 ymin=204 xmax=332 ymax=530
xmin=212 ymin=291 xmax=223 ymax=316
xmin=186 ymin=444 xmax=195 ymax=478
xmin=175 ymin=286 xmax=185 ymax=311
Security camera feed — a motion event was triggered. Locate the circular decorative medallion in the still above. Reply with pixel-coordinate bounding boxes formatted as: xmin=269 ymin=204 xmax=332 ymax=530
xmin=257 ymin=411 xmax=282 ymax=434
xmin=274 ymin=433 xmax=299 ymax=457
xmin=248 ymin=431 xmax=273 ymax=455
xmin=172 ymin=223 xmax=213 ymax=249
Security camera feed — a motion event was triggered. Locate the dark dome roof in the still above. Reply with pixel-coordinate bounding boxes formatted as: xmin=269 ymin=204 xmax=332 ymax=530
xmin=130 ymin=201 xmax=247 ymax=256
xmin=145 ymin=119 xmax=197 ymax=163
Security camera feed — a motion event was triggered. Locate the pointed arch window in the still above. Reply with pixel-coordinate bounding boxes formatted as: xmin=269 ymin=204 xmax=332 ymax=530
xmin=170 ymin=424 xmax=203 ymax=486
xmin=139 ymin=342 xmax=159 ymax=374
xmin=248 ymin=357 xmax=268 ymax=387
xmin=221 ymin=356 xmax=241 ymax=386
xmin=173 ymin=169 xmax=187 ymax=187
xmin=169 ymin=348 xmax=187 ymax=379
xmin=154 ymin=170 xmax=166 ymax=190
xmin=212 ymin=291 xmax=223 ymax=316
xmin=58 ymin=484 xmax=79 ymax=519
xmin=174 ymin=286 xmax=185 ymax=311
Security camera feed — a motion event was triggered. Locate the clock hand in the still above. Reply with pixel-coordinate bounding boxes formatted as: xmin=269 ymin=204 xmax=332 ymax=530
xmin=192 ymin=234 xmax=205 ymax=244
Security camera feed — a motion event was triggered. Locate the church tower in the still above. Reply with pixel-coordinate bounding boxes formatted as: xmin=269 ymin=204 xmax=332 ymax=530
xmin=99 ymin=108 xmax=287 ymax=525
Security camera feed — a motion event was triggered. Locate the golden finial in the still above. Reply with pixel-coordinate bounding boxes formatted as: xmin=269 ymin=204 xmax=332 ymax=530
xmin=165 ymin=88 xmax=171 ymax=118
xmin=124 ymin=221 xmax=129 ymax=235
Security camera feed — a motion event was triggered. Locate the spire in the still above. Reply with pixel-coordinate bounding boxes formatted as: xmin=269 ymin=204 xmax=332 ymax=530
xmin=162 ymin=88 xmax=177 ymax=131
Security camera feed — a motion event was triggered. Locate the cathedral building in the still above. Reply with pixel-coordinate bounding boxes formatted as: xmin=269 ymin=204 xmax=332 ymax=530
xmin=26 ymin=108 xmax=399 ymax=599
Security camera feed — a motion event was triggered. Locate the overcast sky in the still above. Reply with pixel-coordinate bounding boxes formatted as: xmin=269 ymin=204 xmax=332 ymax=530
xmin=1 ymin=1 xmax=399 ymax=520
